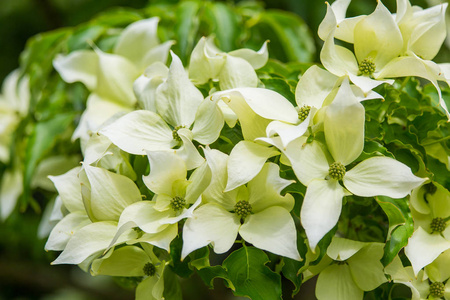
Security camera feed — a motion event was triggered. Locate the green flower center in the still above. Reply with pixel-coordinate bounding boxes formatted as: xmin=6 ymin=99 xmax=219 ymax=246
xmin=329 ymin=162 xmax=346 ymax=181
xmin=298 ymin=105 xmax=311 ymax=122
xmin=172 ymin=125 xmax=184 ymax=142
xmin=429 ymin=281 xmax=445 ymax=298
xmin=359 ymin=57 xmax=376 ymax=76
xmin=430 ymin=217 xmax=447 ymax=233
xmin=143 ymin=262 xmax=156 ymax=277
xmin=170 ymin=196 xmax=186 ymax=211
xmin=234 ymin=200 xmax=252 ymax=219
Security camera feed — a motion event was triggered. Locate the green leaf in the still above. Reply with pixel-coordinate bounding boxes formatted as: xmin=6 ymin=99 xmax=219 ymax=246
xmin=203 ymin=2 xmax=239 ymax=52
xmin=163 ymin=266 xmax=183 ymax=300
xmin=254 ymin=10 xmax=315 ymax=62
xmin=281 ymin=258 xmax=303 ymax=296
xmin=169 ymin=234 xmax=194 ymax=278
xmin=22 ymin=113 xmax=76 ymax=210
xmin=223 ymin=245 xmax=282 ymax=300
xmin=174 ymin=1 xmax=200 ymax=63
xmin=376 ymin=196 xmax=407 ymax=233
xmin=188 ymin=246 xmax=210 ymax=270
xmin=197 ymin=265 xmax=233 ymax=289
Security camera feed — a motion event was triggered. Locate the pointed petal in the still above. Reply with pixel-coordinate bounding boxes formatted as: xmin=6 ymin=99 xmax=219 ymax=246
xmin=133 ymin=62 xmax=169 ymax=112
xmin=405 ymin=227 xmax=450 ymax=275
xmin=155 ymin=52 xmax=203 ymax=127
xmin=240 ymin=206 xmax=300 ymax=260
xmin=118 ymin=201 xmax=171 ymax=234
xmin=185 ymin=161 xmax=212 ymax=204
xmin=143 ymin=150 xmax=186 ymax=196
xmin=95 ymin=50 xmax=139 ymax=106
xmin=301 ymin=179 xmax=345 ymax=250
xmin=284 ymin=139 xmax=330 ymax=186
xmin=219 ymin=55 xmax=258 ymax=90
xmin=51 ymin=221 xmax=135 ymax=265
xmin=318 ymin=3 xmax=338 ymax=41
xmin=327 ymin=237 xmax=366 ymax=261
xmin=348 ymin=243 xmax=387 ymax=291
xmin=354 ymin=1 xmax=403 ymax=68
xmin=228 ymin=41 xmax=269 ymax=69
xmin=53 ymin=51 xmax=98 ymax=91
xmin=321 ymin=30 xmax=359 ymax=77
xmin=225 ymin=141 xmax=279 ymax=192
xmin=247 ymin=163 xmax=295 ymax=213
xmin=49 ymin=167 xmax=84 ymax=213
xmin=130 ymin=224 xmax=178 ymax=252
xmin=188 ymin=36 xmax=225 ymax=85
xmin=344 ymin=156 xmax=426 ymax=198
xmin=265 ymin=119 xmax=310 ymax=150
xmin=174 ymin=128 xmax=205 ymax=170
xmin=335 ymin=16 xmax=365 ymax=44
xmin=324 ymin=78 xmax=365 ymax=165
xmin=348 ymin=73 xmax=392 ymax=94
xmin=100 ymin=110 xmax=175 ymax=155
xmin=295 ymin=65 xmax=339 ymax=109
xmin=84 ymin=165 xmax=142 ymax=221
xmin=316 ymin=264 xmax=364 ymax=300
xmin=192 ymin=96 xmax=224 ymax=145
xmin=45 ymin=212 xmax=91 ymax=251
xmin=91 ymin=245 xmax=150 ymax=276
xmin=181 ymin=203 xmax=239 ymax=259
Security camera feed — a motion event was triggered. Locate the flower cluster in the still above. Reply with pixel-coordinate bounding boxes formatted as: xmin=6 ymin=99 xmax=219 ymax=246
xmin=1 ymin=0 xmax=449 ymax=299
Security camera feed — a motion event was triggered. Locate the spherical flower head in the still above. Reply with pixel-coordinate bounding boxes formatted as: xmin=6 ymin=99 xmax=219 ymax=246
xmin=358 ymin=57 xmax=376 ymax=76
xmin=298 ymin=105 xmax=311 ymax=122
xmin=234 ymin=200 xmax=252 ymax=220
xmin=143 ymin=262 xmax=156 ymax=277
xmin=329 ymin=162 xmax=346 ymax=181
xmin=430 ymin=217 xmax=447 ymax=233
xmin=429 ymin=281 xmax=445 ymax=298
xmin=170 ymin=196 xmax=186 ymax=211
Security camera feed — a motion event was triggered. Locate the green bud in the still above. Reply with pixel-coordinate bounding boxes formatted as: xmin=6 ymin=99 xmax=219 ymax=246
xmin=143 ymin=262 xmax=156 ymax=277
xmin=172 ymin=125 xmax=184 ymax=142
xmin=170 ymin=196 xmax=186 ymax=211
xmin=329 ymin=162 xmax=346 ymax=181
xmin=234 ymin=200 xmax=252 ymax=220
xmin=359 ymin=57 xmax=376 ymax=76
xmin=429 ymin=281 xmax=444 ymax=298
xmin=298 ymin=105 xmax=311 ymax=122
xmin=430 ymin=217 xmax=447 ymax=233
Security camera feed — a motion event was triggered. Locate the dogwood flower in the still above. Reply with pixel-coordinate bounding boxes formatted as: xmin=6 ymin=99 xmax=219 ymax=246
xmin=405 ymin=182 xmax=450 ymax=275
xmin=315 ymin=238 xmax=387 ymax=300
xmin=189 ymin=36 xmax=268 ymax=90
xmin=101 ymin=52 xmax=224 ymax=170
xmin=54 ymin=18 xmax=174 ymax=145
xmin=281 ymin=80 xmax=426 ymax=250
xmin=181 ymin=147 xmax=300 ymax=261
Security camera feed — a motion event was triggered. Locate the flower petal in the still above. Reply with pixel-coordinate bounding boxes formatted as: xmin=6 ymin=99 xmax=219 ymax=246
xmin=49 ymin=167 xmax=84 ymax=213
xmin=174 ymin=128 xmax=205 ymax=170
xmin=91 ymin=245 xmax=150 ymax=276
xmin=324 ymin=78 xmax=365 ymax=165
xmin=301 ymin=179 xmax=345 ymax=251
xmin=405 ymin=227 xmax=450 ymax=275
xmin=327 ymin=237 xmax=366 ymax=261
xmin=192 ymin=96 xmax=224 ymax=145
xmin=155 ymin=52 xmax=203 ymax=128
xmin=53 ymin=50 xmax=98 ymax=91
xmin=0 ymin=168 xmax=23 ymax=221
xmin=240 ymin=206 xmax=301 ymax=260
xmin=225 ymin=141 xmax=279 ymax=192
xmin=100 ymin=110 xmax=175 ymax=155
xmin=344 ymin=156 xmax=426 ymax=198
xmin=133 ymin=62 xmax=169 ymax=112
xmin=181 ymin=203 xmax=239 ymax=259
xmin=265 ymin=119 xmax=310 ymax=150
xmin=219 ymin=55 xmax=258 ymax=90
xmin=316 ymin=264 xmax=364 ymax=300
xmin=45 ymin=212 xmax=91 ymax=251
xmin=228 ymin=41 xmax=269 ymax=69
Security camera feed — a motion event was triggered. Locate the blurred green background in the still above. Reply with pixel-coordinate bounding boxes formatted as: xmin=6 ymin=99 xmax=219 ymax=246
xmin=0 ymin=0 xmax=448 ymax=299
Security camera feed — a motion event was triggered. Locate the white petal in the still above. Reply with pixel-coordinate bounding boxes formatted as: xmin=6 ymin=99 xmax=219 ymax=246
xmin=192 ymin=96 xmax=224 ymax=145
xmin=327 ymin=237 xmax=366 ymax=261
xmin=95 ymin=50 xmax=139 ymax=106
xmin=143 ymin=150 xmax=186 ymax=196
xmin=181 ymin=203 xmax=240 ymax=259
xmin=284 ymin=139 xmax=330 ymax=186
xmin=139 ymin=40 xmax=175 ymax=69
xmin=335 ymin=16 xmax=365 ymax=44
xmin=405 ymin=227 xmax=450 ymax=275
xmin=188 ymin=36 xmax=225 ymax=85
xmin=301 ymin=179 xmax=345 ymax=251
xmin=247 ymin=163 xmax=295 ymax=213
xmin=0 ymin=168 xmax=23 ymax=221
xmin=316 ymin=264 xmax=364 ymax=300
xmin=321 ymin=30 xmax=359 ymax=77
xmin=100 ymin=110 xmax=175 ymax=155
xmin=344 ymin=156 xmax=427 ymax=198
xmin=354 ymin=1 xmax=403 ymax=68
xmin=174 ymin=128 xmax=205 ymax=170
xmin=117 ymin=201 xmax=171 ymax=234
xmin=45 ymin=212 xmax=91 ymax=251
xmin=240 ymin=206 xmax=301 ymax=260
xmin=225 ymin=141 xmax=279 ymax=192
xmin=228 ymin=41 xmax=269 ymax=69
xmin=49 ymin=166 xmax=84 ymax=213
xmin=84 ymin=165 xmax=142 ymax=221
xmin=348 ymin=73 xmax=393 ymax=94
xmin=295 ymin=65 xmax=339 ymax=109
xmin=324 ymin=78 xmax=365 ymax=165
xmin=133 ymin=62 xmax=169 ymax=112
xmin=53 ymin=51 xmax=98 ymax=91
xmin=265 ymin=119 xmax=310 ymax=150
xmin=128 ymin=224 xmax=178 ymax=252
xmin=155 ymin=52 xmax=203 ymax=127
xmin=219 ymin=55 xmax=258 ymax=90
xmin=318 ymin=3 xmax=337 ymax=41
